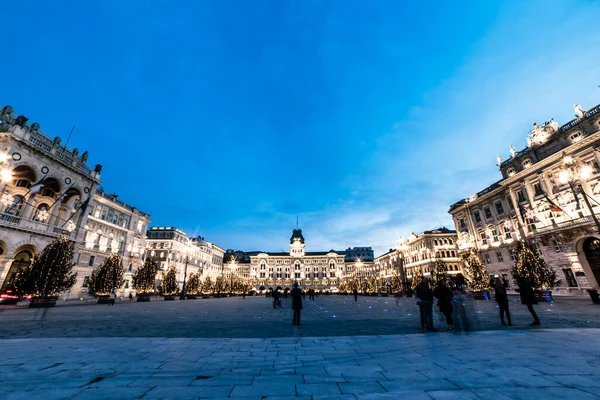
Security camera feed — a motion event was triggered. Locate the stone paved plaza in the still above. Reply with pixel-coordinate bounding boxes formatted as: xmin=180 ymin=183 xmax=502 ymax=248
xmin=2 ymin=295 xmax=600 ymax=399
xmin=2 ymin=295 xmax=600 ymax=338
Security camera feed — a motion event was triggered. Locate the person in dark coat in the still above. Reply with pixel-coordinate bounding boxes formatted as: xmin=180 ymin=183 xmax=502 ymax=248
xmin=517 ymin=277 xmax=540 ymax=326
xmin=291 ymin=283 xmax=303 ymax=326
xmin=494 ymin=277 xmax=512 ymax=326
xmin=273 ymin=289 xmax=280 ymax=308
xmin=353 ymin=288 xmax=358 ymax=302
xmin=433 ymin=281 xmax=454 ymax=331
xmin=415 ymin=280 xmax=437 ymax=332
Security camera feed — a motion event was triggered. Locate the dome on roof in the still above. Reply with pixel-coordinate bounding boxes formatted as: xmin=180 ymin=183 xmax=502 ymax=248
xmin=290 ymin=229 xmax=305 ymax=244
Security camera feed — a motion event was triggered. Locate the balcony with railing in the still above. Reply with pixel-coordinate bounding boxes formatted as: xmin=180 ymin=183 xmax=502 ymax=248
xmin=536 ymin=213 xmax=600 ymax=233
xmin=0 ymin=211 xmax=74 ymax=238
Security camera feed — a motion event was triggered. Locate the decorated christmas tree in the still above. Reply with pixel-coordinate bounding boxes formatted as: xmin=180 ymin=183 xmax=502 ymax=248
xmin=433 ymin=259 xmax=451 ymax=286
xmin=88 ymin=253 xmax=124 ymax=296
xmin=411 ymin=267 xmax=423 ymax=290
xmin=132 ymin=258 xmax=158 ymax=294
xmin=338 ymin=281 xmax=348 ymax=293
xmin=161 ymin=267 xmax=178 ymax=296
xmin=512 ymin=241 xmax=558 ymax=290
xmin=15 ymin=236 xmax=77 ymax=297
xmin=185 ymin=273 xmax=201 ymax=296
xmin=214 ymin=276 xmax=227 ymax=294
xmin=348 ymin=278 xmax=359 ymax=292
xmin=391 ymin=273 xmax=404 ymax=293
xmin=202 ymin=276 xmax=213 ymax=294
xmin=463 ymin=252 xmax=489 ymax=291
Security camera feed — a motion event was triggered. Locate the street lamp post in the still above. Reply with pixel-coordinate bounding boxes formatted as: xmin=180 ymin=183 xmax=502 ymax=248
xmin=180 ymin=242 xmax=191 ymax=300
xmin=560 ymin=152 xmax=600 ymax=234
xmin=229 ymin=260 xmax=237 ymax=297
xmin=397 ymin=240 xmax=409 ymax=295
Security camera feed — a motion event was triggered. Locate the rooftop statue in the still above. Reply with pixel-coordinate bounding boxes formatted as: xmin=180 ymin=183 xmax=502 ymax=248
xmin=528 ymin=122 xmax=551 ymax=147
xmin=496 ymin=154 xmax=502 ymax=166
xmin=544 ymin=118 xmax=559 ymax=133
xmin=510 ymin=145 xmax=517 ymax=157
xmin=574 ymin=104 xmax=585 ymax=118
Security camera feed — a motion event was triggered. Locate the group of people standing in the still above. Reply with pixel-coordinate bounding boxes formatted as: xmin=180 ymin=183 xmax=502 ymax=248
xmin=415 ymin=276 xmax=542 ymax=332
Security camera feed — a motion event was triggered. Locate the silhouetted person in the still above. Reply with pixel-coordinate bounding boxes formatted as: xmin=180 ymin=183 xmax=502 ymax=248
xmin=128 ymin=292 xmax=133 ymax=301
xmin=291 ymin=283 xmax=303 ymax=326
xmin=273 ymin=289 xmax=280 ymax=308
xmin=353 ymin=288 xmax=358 ymax=302
xmin=494 ymin=277 xmax=512 ymax=326
xmin=415 ymin=281 xmax=437 ymax=331
xmin=517 ymin=277 xmax=540 ymax=326
xmin=434 ymin=281 xmax=454 ymax=331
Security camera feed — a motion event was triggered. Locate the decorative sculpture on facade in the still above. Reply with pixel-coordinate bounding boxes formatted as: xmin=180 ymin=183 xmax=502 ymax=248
xmin=574 ymin=104 xmax=585 ymax=118
xmin=496 ymin=154 xmax=503 ymax=166
xmin=510 ymin=145 xmax=517 ymax=158
xmin=527 ymin=119 xmax=560 ymax=148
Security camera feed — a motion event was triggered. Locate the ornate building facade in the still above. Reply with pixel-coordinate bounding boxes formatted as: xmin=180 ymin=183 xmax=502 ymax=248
xmin=232 ymin=229 xmax=374 ymax=291
xmin=145 ymin=227 xmax=224 ymax=290
xmin=449 ymin=102 xmax=600 ymax=294
xmin=0 ymin=105 xmax=101 ymax=294
xmin=72 ymin=189 xmax=151 ymax=298
xmin=373 ymin=228 xmax=463 ymax=290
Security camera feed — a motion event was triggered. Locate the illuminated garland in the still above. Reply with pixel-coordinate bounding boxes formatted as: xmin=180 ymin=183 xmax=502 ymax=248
xmin=88 ymin=253 xmax=124 ymax=296
xmin=411 ymin=267 xmax=423 ymax=290
xmin=185 ymin=273 xmax=201 ymax=295
xmin=214 ymin=276 xmax=227 ymax=294
xmin=511 ymin=241 xmax=558 ymax=290
xmin=463 ymin=253 xmax=489 ymax=291
xmin=14 ymin=236 xmax=77 ymax=297
xmin=433 ymin=259 xmax=451 ymax=286
xmin=161 ymin=267 xmax=178 ymax=296
xmin=202 ymin=276 xmax=213 ymax=294
xmin=132 ymin=258 xmax=158 ymax=295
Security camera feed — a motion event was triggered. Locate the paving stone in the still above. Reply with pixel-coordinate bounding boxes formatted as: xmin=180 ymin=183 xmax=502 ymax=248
xmin=296 ymin=383 xmax=343 ymax=395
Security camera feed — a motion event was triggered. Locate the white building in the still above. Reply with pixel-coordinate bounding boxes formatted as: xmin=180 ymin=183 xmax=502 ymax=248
xmin=449 ymin=102 xmax=600 ymax=294
xmin=399 ymin=228 xmax=463 ymax=283
xmin=0 ymin=105 xmax=100 ymax=294
xmin=145 ymin=227 xmax=224 ymax=290
xmin=73 ymin=188 xmax=151 ymax=298
xmin=231 ymin=229 xmax=373 ymax=292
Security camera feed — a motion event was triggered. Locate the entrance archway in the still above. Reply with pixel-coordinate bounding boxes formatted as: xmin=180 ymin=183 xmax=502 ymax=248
xmin=1 ymin=249 xmax=33 ymax=291
xmin=583 ymin=238 xmax=600 ymax=287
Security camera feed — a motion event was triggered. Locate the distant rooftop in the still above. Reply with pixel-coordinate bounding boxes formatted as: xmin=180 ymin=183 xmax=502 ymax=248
xmin=96 ymin=188 xmax=150 ymax=219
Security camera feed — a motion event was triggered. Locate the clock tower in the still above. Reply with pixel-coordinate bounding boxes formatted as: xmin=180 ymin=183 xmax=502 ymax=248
xmin=289 ymin=229 xmax=305 ymax=257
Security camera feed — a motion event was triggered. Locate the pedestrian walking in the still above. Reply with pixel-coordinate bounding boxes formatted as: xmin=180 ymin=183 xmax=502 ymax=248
xmin=415 ymin=280 xmax=437 ymax=332
xmin=128 ymin=292 xmax=133 ymax=301
xmin=353 ymin=288 xmax=358 ymax=302
xmin=517 ymin=277 xmax=540 ymax=326
xmin=291 ymin=282 xmax=303 ymax=326
xmin=433 ymin=280 xmax=454 ymax=331
xmin=493 ymin=277 xmax=512 ymax=326
xmin=109 ymin=287 xmax=117 ymax=306
xmin=273 ymin=289 xmax=281 ymax=308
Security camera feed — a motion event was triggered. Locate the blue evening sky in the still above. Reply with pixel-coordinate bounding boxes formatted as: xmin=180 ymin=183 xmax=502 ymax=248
xmin=3 ymin=1 xmax=600 ymax=255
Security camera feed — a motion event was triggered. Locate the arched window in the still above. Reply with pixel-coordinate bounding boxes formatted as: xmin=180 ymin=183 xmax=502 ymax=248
xmin=32 ymin=203 xmax=50 ymax=222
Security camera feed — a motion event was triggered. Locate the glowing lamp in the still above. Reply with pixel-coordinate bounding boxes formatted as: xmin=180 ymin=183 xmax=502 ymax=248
xmin=558 ymin=170 xmax=570 ymax=184
xmin=580 ymin=165 xmax=593 ymax=181
xmin=0 ymin=167 xmax=12 ymax=183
